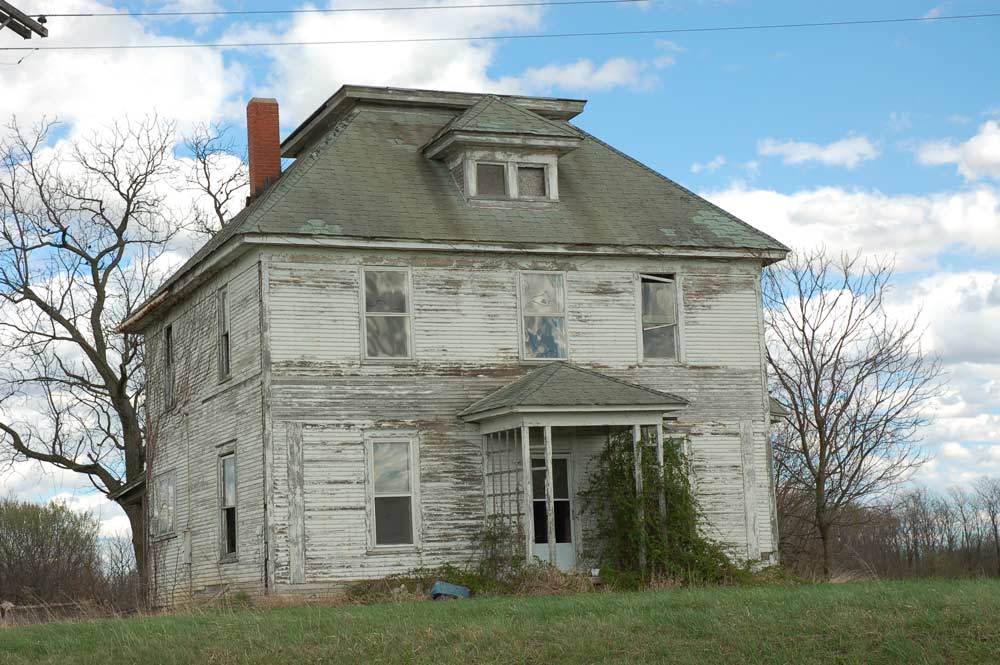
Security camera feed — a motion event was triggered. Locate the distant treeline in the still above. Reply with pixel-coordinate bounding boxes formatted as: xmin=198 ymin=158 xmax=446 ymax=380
xmin=778 ymin=479 xmax=1000 ymax=579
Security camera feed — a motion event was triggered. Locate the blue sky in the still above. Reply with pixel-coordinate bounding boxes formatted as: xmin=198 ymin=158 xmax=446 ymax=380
xmin=2 ymin=0 xmax=999 ymax=531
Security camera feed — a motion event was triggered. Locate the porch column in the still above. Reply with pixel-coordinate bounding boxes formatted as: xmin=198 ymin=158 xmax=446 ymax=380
xmin=544 ymin=425 xmax=556 ymax=566
xmin=633 ymin=424 xmax=646 ymax=571
xmin=655 ymin=421 xmax=666 ymax=519
xmin=520 ymin=424 xmax=533 ymax=563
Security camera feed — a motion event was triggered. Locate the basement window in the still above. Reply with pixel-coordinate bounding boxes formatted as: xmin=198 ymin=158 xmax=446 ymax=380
xmin=152 ymin=470 xmax=176 ymax=538
xmin=369 ymin=438 xmax=419 ymax=547
xmin=362 ymin=268 xmax=412 ymax=359
xmin=521 ymin=271 xmax=568 ymax=360
xmin=476 ymin=162 xmax=507 ymax=198
xmin=219 ymin=452 xmax=237 ymax=560
xmin=640 ymin=274 xmax=679 ymax=360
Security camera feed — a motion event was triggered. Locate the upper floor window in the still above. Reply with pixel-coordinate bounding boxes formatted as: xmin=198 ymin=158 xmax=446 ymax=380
xmin=471 ymin=161 xmax=554 ymax=201
xmin=369 ymin=437 xmax=419 ymax=547
xmin=219 ymin=452 xmax=237 ymax=560
xmin=521 ymin=272 xmax=567 ymax=360
xmin=476 ymin=162 xmax=507 ymax=198
xmin=640 ymin=274 xmax=679 ymax=360
xmin=152 ymin=469 xmax=176 ymax=538
xmin=217 ymin=286 xmax=231 ymax=381
xmin=163 ymin=324 xmax=175 ymax=408
xmin=516 ymin=165 xmax=547 ymax=199
xmin=362 ymin=268 xmax=412 ymax=359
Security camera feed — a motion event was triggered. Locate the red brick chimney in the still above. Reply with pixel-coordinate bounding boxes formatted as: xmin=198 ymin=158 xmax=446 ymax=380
xmin=246 ymin=98 xmax=281 ymax=203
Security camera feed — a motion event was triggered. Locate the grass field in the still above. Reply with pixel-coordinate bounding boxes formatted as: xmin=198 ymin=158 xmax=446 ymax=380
xmin=2 ymin=579 xmax=999 ymax=664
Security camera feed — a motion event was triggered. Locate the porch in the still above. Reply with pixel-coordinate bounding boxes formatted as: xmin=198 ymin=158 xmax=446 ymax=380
xmin=460 ymin=362 xmax=688 ymax=570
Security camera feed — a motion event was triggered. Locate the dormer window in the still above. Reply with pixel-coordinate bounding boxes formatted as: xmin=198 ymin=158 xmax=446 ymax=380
xmin=517 ymin=165 xmax=547 ymax=199
xmin=476 ymin=162 xmax=507 ymax=198
xmin=468 ymin=160 xmax=555 ymax=201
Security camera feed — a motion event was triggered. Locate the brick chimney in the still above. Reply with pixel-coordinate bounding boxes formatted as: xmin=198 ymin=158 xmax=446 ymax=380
xmin=246 ymin=97 xmax=281 ymax=203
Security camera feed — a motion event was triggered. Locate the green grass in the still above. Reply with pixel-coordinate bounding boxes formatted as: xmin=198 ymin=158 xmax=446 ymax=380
xmin=2 ymin=580 xmax=999 ymax=664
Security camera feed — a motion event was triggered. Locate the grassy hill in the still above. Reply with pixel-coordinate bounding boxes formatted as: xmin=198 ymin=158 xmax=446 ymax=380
xmin=2 ymin=579 xmax=999 ymax=664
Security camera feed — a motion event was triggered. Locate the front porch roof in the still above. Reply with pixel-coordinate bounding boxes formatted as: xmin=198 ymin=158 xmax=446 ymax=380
xmin=460 ymin=362 xmax=687 ymax=432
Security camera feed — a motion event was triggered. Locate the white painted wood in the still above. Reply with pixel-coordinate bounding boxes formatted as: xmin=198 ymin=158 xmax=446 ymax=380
xmin=655 ymin=421 xmax=665 ymax=519
xmin=286 ymin=422 xmax=306 ymax=584
xmin=739 ymin=419 xmax=760 ymax=560
xmin=632 ymin=424 xmax=645 ymax=571
xmin=520 ymin=425 xmax=533 ymax=563
xmin=543 ymin=426 xmax=556 ymax=566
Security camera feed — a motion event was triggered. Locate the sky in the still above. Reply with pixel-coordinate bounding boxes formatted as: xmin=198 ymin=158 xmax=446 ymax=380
xmin=1 ymin=0 xmax=999 ymax=536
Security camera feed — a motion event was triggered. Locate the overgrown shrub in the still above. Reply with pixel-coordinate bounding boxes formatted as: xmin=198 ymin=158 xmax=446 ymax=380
xmin=579 ymin=429 xmax=742 ymax=586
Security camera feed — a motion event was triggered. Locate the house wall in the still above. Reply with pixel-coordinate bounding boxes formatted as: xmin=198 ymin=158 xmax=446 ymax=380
xmin=263 ymin=245 xmax=776 ymax=595
xmin=144 ymin=249 xmax=266 ymax=605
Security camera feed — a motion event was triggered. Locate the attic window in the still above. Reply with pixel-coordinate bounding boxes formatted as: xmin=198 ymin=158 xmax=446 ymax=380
xmin=517 ymin=166 xmax=546 ymax=199
xmin=476 ymin=163 xmax=507 ymax=198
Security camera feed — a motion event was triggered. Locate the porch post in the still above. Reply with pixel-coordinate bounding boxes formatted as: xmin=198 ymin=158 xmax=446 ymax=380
xmin=544 ymin=425 xmax=556 ymax=566
xmin=633 ymin=424 xmax=646 ymax=571
xmin=520 ymin=424 xmax=533 ymax=564
xmin=655 ymin=421 xmax=666 ymax=519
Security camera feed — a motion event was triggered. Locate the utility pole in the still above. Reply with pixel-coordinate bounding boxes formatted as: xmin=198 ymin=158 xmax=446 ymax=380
xmin=0 ymin=1 xmax=47 ymax=39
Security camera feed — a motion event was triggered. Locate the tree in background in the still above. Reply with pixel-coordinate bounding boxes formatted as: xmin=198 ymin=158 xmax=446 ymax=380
xmin=0 ymin=117 xmax=245 ymax=584
xmin=765 ymin=248 xmax=942 ymax=579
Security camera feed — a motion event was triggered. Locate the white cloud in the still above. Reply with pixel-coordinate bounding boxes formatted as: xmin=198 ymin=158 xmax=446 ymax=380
xmin=917 ymin=121 xmax=1000 ymax=181
xmin=690 ymin=154 xmax=726 ymax=174
xmin=512 ymin=57 xmax=661 ymax=94
xmin=704 ymin=184 xmax=1000 ymax=271
xmin=940 ymin=441 xmax=973 ymax=459
xmin=758 ymin=135 xmax=880 ymax=169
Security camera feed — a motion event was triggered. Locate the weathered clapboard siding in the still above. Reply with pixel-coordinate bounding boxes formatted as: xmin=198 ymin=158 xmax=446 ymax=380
xmin=145 ymin=251 xmax=266 ymax=605
xmin=566 ymin=271 xmax=638 ymax=365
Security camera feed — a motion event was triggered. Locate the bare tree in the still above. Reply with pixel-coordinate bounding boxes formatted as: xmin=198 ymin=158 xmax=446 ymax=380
xmin=765 ymin=248 xmax=942 ymax=578
xmin=0 ymin=117 xmax=245 ymax=583
xmin=975 ymin=477 xmax=1000 ymax=576
xmin=178 ymin=122 xmax=247 ymax=237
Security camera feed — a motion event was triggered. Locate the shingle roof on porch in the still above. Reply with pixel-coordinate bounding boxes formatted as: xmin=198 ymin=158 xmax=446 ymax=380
xmin=459 ymin=362 xmax=687 ymax=420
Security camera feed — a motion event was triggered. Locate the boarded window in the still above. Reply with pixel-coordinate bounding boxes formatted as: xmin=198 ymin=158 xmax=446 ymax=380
xmin=476 ymin=162 xmax=507 ymax=198
xmin=217 ymin=287 xmax=231 ymax=381
xmin=152 ymin=470 xmax=176 ymax=537
xmin=220 ymin=453 xmax=237 ymax=558
xmin=372 ymin=440 xmax=415 ymax=546
xmin=641 ymin=274 xmax=678 ymax=360
xmin=517 ymin=166 xmax=546 ymax=198
xmin=363 ymin=269 xmax=411 ymax=359
xmin=163 ymin=324 xmax=175 ymax=408
xmin=521 ymin=272 xmax=567 ymax=359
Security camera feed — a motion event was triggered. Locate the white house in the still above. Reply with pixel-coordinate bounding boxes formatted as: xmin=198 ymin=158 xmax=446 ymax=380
xmin=121 ymin=85 xmax=788 ymax=604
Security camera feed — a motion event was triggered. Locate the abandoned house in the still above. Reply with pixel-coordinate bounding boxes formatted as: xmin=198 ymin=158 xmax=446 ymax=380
xmin=121 ymin=85 xmax=789 ymax=604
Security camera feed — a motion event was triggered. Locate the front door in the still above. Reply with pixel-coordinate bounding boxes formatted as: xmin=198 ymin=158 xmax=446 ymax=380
xmin=531 ymin=456 xmax=576 ymax=571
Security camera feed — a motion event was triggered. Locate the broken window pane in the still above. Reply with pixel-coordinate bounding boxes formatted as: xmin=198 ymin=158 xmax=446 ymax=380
xmin=643 ymin=325 xmax=677 ymax=360
xmin=522 ymin=273 xmax=564 ymax=315
xmin=375 ymin=496 xmax=413 ymax=545
xmin=365 ymin=316 xmax=410 ymax=358
xmin=365 ymin=271 xmax=408 ymax=313
xmin=152 ymin=472 xmax=175 ymax=536
xmin=476 ymin=162 xmax=507 ymax=198
xmin=374 ymin=442 xmax=410 ymax=494
xmin=517 ymin=166 xmax=546 ymax=198
xmin=524 ymin=316 xmax=567 ymax=359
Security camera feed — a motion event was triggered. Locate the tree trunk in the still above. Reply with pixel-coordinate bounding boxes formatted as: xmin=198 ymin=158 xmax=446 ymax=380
xmin=992 ymin=519 xmax=1000 ymax=578
xmin=121 ymin=499 xmax=148 ymax=602
xmin=816 ymin=506 xmax=833 ymax=580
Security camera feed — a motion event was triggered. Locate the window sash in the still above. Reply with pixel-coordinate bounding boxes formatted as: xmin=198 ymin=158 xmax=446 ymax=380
xmin=475 ymin=162 xmax=507 ymax=199
xmin=163 ymin=325 xmax=174 ymax=407
xmin=369 ymin=438 xmax=417 ymax=547
xmin=520 ymin=272 xmax=568 ymax=360
xmin=362 ymin=269 xmax=412 ymax=360
xmin=219 ymin=453 xmax=237 ymax=557
xmin=640 ymin=274 xmax=679 ymax=360
xmin=152 ymin=470 xmax=175 ymax=537
xmin=516 ymin=165 xmax=547 ymax=199
xmin=217 ymin=288 xmax=231 ymax=380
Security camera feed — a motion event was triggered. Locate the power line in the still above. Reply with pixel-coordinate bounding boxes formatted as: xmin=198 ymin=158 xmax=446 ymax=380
xmin=23 ymin=0 xmax=648 ymax=18
xmin=1 ymin=11 xmax=997 ymax=51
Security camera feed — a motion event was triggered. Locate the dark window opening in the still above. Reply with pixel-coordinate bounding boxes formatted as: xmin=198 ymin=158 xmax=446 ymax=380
xmin=476 ymin=162 xmax=507 ymax=198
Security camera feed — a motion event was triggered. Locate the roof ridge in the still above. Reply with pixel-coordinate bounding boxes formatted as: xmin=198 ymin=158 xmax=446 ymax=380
xmin=570 ymin=124 xmax=789 ymax=253
xmin=488 ymin=95 xmax=581 ymax=138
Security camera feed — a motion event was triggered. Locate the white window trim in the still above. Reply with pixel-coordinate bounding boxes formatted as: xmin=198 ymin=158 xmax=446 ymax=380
xmin=365 ymin=431 xmax=421 ymax=551
xmin=471 ymin=160 xmax=509 ymax=200
xmin=529 ymin=452 xmax=579 ymax=550
xmin=218 ymin=447 xmax=238 ymax=562
xmin=636 ymin=273 xmax=684 ymax=364
xmin=518 ymin=270 xmax=570 ymax=362
xmin=151 ymin=468 xmax=177 ymax=540
xmin=360 ymin=266 xmax=415 ymax=362
xmin=217 ymin=285 xmax=231 ymax=383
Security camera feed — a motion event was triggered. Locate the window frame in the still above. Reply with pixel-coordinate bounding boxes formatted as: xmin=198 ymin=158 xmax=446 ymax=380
xmin=365 ymin=432 xmax=421 ymax=551
xmin=514 ymin=163 xmax=549 ymax=200
xmin=530 ymin=453 xmax=576 ymax=546
xmin=518 ymin=270 xmax=570 ymax=362
xmin=360 ymin=266 xmax=414 ymax=362
xmin=218 ymin=449 xmax=238 ymax=562
xmin=163 ymin=323 xmax=175 ymax=410
xmin=473 ymin=160 xmax=509 ymax=200
xmin=217 ymin=285 xmax=231 ymax=382
xmin=637 ymin=273 xmax=683 ymax=363
xmin=151 ymin=468 xmax=177 ymax=540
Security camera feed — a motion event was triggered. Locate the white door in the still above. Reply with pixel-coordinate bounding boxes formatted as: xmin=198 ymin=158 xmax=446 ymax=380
xmin=531 ymin=456 xmax=576 ymax=571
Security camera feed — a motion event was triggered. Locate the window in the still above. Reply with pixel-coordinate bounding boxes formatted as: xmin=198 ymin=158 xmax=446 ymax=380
xmin=521 ymin=272 xmax=567 ymax=359
xmin=517 ymin=165 xmax=547 ymax=198
xmin=163 ymin=324 xmax=175 ymax=408
xmin=640 ymin=274 xmax=679 ymax=360
xmin=219 ymin=453 xmax=237 ymax=559
xmin=217 ymin=287 xmax=231 ymax=381
xmin=362 ymin=269 xmax=412 ymax=359
xmin=476 ymin=162 xmax=507 ymax=198
xmin=369 ymin=439 xmax=418 ymax=546
xmin=152 ymin=470 xmax=176 ymax=538
xmin=532 ymin=458 xmax=572 ymax=544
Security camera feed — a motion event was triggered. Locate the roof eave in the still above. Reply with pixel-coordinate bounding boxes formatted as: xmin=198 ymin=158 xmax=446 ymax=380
xmin=423 ymin=130 xmax=582 ymax=160
xmin=460 ymin=402 xmax=688 ymax=423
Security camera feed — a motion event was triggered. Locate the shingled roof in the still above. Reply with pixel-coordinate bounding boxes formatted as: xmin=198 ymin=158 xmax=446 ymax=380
xmin=433 ymin=95 xmax=582 ymax=140
xmin=459 ymin=362 xmax=688 ymax=419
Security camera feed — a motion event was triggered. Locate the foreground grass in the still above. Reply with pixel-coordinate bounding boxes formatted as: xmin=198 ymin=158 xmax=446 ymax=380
xmin=2 ymin=579 xmax=999 ymax=664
